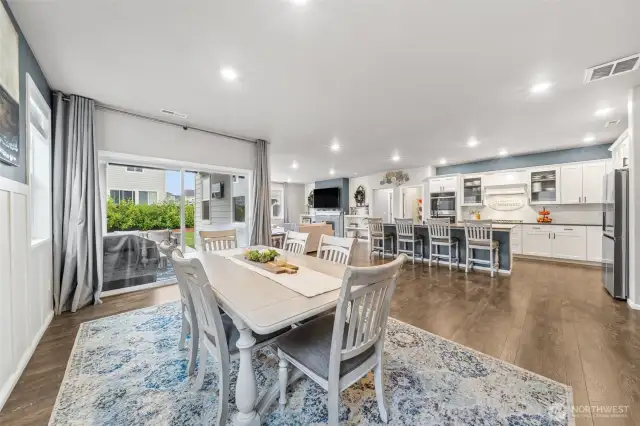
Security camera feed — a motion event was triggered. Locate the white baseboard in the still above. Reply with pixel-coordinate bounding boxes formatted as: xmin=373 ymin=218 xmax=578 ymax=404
xmin=0 ymin=310 xmax=54 ymax=411
xmin=101 ymin=279 xmax=177 ymax=298
xmin=628 ymin=299 xmax=640 ymax=310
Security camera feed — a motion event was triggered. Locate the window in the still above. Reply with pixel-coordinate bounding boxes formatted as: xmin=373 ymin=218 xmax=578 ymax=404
xmin=126 ymin=166 xmax=144 ymax=173
xmin=139 ymin=191 xmax=158 ymax=205
xmin=201 ymin=175 xmax=211 ymax=222
xmin=110 ymin=190 xmax=135 ymax=204
xmin=233 ymin=196 xmax=245 ymax=222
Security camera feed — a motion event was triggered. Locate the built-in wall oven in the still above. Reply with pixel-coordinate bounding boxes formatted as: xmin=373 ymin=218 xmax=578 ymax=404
xmin=430 ymin=191 xmax=456 ymax=223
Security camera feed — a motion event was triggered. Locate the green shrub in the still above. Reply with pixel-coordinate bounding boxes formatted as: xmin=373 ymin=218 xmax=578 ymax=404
xmin=107 ymin=198 xmax=195 ymax=232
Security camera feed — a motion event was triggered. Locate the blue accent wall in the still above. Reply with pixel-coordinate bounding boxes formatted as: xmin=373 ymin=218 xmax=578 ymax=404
xmin=314 ymin=178 xmax=350 ymax=213
xmin=436 ymin=144 xmax=612 ymax=176
xmin=0 ymin=0 xmax=52 ymax=184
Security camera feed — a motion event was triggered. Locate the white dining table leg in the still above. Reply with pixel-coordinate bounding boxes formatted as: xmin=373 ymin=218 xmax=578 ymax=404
xmin=233 ymin=317 xmax=260 ymax=426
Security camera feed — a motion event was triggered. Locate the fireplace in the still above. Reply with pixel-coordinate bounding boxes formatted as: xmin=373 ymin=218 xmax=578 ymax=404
xmin=314 ymin=210 xmax=344 ymax=237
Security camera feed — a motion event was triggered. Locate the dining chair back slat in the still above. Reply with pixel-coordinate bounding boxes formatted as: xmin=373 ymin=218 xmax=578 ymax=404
xmin=464 ymin=220 xmax=493 ymax=244
xmin=200 ymin=229 xmax=238 ymax=251
xmin=394 ymin=218 xmax=414 ymax=238
xmin=316 ymin=234 xmax=356 ymax=265
xmin=368 ymin=217 xmax=384 ymax=237
xmin=282 ymin=231 xmax=309 ymax=255
xmin=426 ymin=218 xmax=451 ymax=240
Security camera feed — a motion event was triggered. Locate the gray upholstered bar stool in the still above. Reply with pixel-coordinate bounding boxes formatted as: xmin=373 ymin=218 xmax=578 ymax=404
xmin=425 ymin=218 xmax=459 ymax=270
xmin=367 ymin=217 xmax=394 ymax=259
xmin=463 ymin=220 xmax=499 ymax=277
xmin=394 ymin=218 xmax=424 ymax=265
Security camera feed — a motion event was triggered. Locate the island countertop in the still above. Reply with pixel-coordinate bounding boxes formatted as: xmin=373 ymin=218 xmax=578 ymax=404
xmin=384 ymin=223 xmax=516 ymax=231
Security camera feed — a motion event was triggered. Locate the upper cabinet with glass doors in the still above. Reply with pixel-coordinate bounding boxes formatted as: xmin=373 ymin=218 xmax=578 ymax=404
xmin=529 ymin=168 xmax=560 ymax=204
xmin=461 ymin=176 xmax=483 ymax=206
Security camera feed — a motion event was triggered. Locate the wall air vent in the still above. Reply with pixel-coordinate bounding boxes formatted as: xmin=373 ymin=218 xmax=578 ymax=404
xmin=585 ymin=53 xmax=640 ymax=83
xmin=160 ymin=109 xmax=188 ymax=119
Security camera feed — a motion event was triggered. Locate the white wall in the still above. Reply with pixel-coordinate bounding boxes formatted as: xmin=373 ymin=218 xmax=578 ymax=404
xmin=628 ymin=87 xmax=639 ymax=309
xmin=95 ymin=108 xmax=255 ymax=171
xmin=349 ymin=166 xmax=435 ymax=217
xmin=0 ymin=178 xmax=53 ymax=409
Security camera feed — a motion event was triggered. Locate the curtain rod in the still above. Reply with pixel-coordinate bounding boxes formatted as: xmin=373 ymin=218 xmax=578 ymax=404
xmin=59 ymin=95 xmax=261 ymax=144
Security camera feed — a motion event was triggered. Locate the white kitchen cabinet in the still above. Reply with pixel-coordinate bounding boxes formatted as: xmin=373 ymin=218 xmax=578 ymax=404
xmin=586 ymin=226 xmax=603 ymax=262
xmin=522 ymin=225 xmax=552 ymax=257
xmin=560 ymin=164 xmax=583 ymax=204
xmin=582 ymin=161 xmax=606 ymax=204
xmin=429 ymin=176 xmax=457 ymax=193
xmin=461 ymin=175 xmax=483 ymax=206
xmin=551 ymin=226 xmax=587 ymax=260
xmin=560 ymin=161 xmax=606 ymax=204
xmin=529 ymin=168 xmax=560 ymax=205
xmin=511 ymin=225 xmax=523 ymax=254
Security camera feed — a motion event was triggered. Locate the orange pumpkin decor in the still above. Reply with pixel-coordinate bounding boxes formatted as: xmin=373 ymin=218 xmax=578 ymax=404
xmin=537 ymin=207 xmax=552 ymax=223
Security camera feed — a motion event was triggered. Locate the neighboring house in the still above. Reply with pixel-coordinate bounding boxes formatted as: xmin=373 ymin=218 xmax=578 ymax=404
xmin=107 ymin=165 xmax=166 ymax=205
xmin=165 ymin=189 xmax=195 ymax=204
xmin=194 ymin=173 xmax=248 ymax=248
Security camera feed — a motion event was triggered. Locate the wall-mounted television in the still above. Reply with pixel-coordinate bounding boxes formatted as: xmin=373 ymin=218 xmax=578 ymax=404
xmin=313 ymin=187 xmax=340 ymax=209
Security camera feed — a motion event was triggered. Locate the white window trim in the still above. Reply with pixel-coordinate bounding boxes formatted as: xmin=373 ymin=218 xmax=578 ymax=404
xmin=109 ymin=188 xmax=137 ymax=204
xmin=137 ymin=190 xmax=158 ymax=205
xmin=26 ymin=73 xmax=52 ymax=247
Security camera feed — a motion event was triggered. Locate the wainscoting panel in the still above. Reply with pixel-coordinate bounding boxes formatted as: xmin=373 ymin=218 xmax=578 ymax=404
xmin=0 ymin=177 xmax=53 ymax=410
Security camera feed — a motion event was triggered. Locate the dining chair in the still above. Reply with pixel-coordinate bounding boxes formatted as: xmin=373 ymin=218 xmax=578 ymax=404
xmin=316 ymin=234 xmax=356 ymax=265
xmin=394 ymin=218 xmax=424 ymax=265
xmin=200 ymin=229 xmax=237 ymax=251
xmin=171 ymin=251 xmax=286 ymax=426
xmin=147 ymin=230 xmax=172 ymax=268
xmin=425 ymin=218 xmax=459 ymax=270
xmin=463 ymin=220 xmax=499 ymax=277
xmin=367 ymin=217 xmax=394 ymax=260
xmin=158 ymin=241 xmax=199 ymax=376
xmin=276 ymin=254 xmax=408 ymax=425
xmin=282 ymin=230 xmax=310 ymax=255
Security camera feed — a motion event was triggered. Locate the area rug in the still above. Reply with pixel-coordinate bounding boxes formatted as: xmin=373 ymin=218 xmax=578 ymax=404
xmin=49 ymin=302 xmax=573 ymax=425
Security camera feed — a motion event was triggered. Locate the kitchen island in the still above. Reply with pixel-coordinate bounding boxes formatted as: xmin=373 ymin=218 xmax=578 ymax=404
xmin=382 ymin=223 xmax=515 ymax=274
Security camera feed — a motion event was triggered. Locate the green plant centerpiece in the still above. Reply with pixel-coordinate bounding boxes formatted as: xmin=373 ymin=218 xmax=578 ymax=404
xmin=244 ymin=248 xmax=279 ymax=263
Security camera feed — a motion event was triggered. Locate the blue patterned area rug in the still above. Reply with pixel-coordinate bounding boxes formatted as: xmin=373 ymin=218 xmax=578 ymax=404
xmin=49 ymin=302 xmax=573 ymax=425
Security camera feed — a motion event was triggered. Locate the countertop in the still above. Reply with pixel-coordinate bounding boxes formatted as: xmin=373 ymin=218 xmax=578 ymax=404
xmin=384 ymin=223 xmax=516 ymax=231
xmin=494 ymin=221 xmax=601 ymax=227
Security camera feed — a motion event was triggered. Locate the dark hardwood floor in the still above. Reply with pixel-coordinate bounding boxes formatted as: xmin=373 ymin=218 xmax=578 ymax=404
xmin=2 ymin=244 xmax=639 ymax=425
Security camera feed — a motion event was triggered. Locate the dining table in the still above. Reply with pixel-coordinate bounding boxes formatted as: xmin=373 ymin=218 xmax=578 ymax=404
xmin=185 ymin=246 xmax=347 ymax=426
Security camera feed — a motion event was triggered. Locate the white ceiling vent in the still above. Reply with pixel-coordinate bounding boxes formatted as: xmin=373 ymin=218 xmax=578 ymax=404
xmin=605 ymin=119 xmax=621 ymax=128
xmin=160 ymin=109 xmax=188 ymax=119
xmin=585 ymin=53 xmax=640 ymax=83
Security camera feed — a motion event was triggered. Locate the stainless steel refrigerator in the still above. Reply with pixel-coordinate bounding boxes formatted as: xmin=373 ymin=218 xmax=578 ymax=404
xmin=602 ymin=169 xmax=629 ymax=299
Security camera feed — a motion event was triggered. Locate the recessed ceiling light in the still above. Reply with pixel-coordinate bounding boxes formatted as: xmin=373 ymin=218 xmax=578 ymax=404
xmin=291 ymin=160 xmax=299 ymax=169
xmin=467 ymin=138 xmax=479 ymax=147
xmin=353 ymin=172 xmax=358 ymax=176
xmin=530 ymin=82 xmax=553 ymax=94
xmin=583 ymin=134 xmax=596 ymax=143
xmin=330 ymin=139 xmax=341 ymax=152
xmin=329 ymin=169 xmax=335 ymax=175
xmin=594 ymin=107 xmax=613 ymax=117
xmin=498 ymin=149 xmax=508 ymax=157
xmin=391 ymin=154 xmax=400 ymax=162
xmin=439 ymin=158 xmax=447 ymax=165
xmin=287 ymin=177 xmax=292 ymax=183
xmin=220 ymin=66 xmax=239 ymax=82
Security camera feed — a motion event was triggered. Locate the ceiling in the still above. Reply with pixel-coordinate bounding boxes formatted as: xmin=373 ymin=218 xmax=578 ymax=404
xmin=9 ymin=0 xmax=640 ymax=183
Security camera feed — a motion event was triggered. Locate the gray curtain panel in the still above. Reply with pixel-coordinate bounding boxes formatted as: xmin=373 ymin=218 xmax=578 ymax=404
xmin=250 ymin=139 xmax=272 ymax=245
xmin=52 ymin=93 xmax=104 ymax=314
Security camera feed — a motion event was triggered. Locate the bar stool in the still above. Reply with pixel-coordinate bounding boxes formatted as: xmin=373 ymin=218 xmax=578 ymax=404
xmin=464 ymin=220 xmax=499 ymax=277
xmin=367 ymin=217 xmax=394 ymax=259
xmin=426 ymin=218 xmax=459 ymax=270
xmin=394 ymin=218 xmax=423 ymax=265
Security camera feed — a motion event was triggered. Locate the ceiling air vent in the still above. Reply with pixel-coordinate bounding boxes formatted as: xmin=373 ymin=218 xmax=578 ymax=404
xmin=605 ymin=119 xmax=621 ymax=128
xmin=160 ymin=109 xmax=188 ymax=119
xmin=585 ymin=53 xmax=640 ymax=83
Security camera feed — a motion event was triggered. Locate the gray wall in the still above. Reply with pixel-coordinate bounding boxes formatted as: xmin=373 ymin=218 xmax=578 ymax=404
xmin=315 ymin=178 xmax=350 ymax=213
xmin=436 ymin=144 xmax=612 ymax=175
xmin=0 ymin=0 xmax=52 ymax=184
xmin=286 ymin=183 xmax=306 ymax=223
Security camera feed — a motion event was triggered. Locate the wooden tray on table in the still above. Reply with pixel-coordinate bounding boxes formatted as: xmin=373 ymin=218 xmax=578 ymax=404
xmin=232 ymin=255 xmax=299 ymax=274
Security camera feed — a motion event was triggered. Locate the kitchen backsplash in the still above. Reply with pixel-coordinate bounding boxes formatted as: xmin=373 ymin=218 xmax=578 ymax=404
xmin=461 ymin=203 xmax=602 ymax=224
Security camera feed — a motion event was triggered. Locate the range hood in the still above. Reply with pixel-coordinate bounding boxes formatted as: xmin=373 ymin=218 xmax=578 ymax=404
xmin=483 ymin=183 xmax=528 ymax=196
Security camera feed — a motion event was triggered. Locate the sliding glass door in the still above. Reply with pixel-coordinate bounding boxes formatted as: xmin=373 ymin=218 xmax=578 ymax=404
xmin=101 ymin=159 xmax=251 ymax=295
